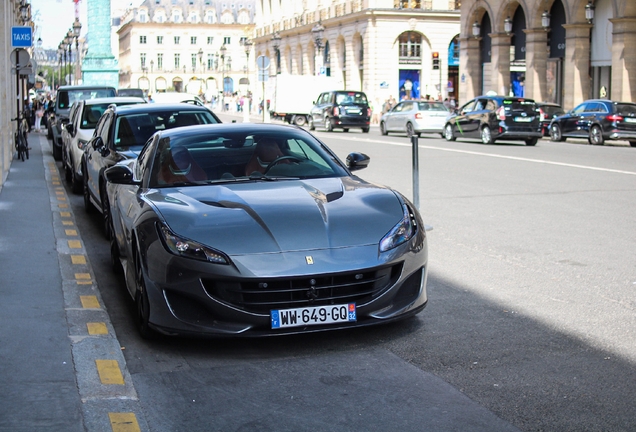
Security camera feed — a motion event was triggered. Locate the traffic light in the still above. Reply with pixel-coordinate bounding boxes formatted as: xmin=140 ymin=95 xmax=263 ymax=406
xmin=432 ymin=52 xmax=440 ymax=70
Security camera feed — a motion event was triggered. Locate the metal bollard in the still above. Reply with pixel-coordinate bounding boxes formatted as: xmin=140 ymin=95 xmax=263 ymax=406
xmin=411 ymin=135 xmax=419 ymax=210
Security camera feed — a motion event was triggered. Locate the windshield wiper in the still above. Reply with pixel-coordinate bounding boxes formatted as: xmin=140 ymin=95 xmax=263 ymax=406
xmin=248 ymin=173 xmax=300 ymax=181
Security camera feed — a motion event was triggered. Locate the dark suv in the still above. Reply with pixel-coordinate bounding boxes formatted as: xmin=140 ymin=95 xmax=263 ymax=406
xmin=549 ymin=99 xmax=636 ymax=146
xmin=308 ymin=90 xmax=371 ymax=133
xmin=444 ymin=95 xmax=542 ymax=145
xmin=48 ymin=85 xmax=116 ymax=160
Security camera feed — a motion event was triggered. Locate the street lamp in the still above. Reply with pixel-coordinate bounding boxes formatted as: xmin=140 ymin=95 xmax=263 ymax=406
xmin=504 ymin=16 xmax=513 ymax=35
xmin=150 ymin=59 xmax=154 ymax=73
xmin=72 ymin=18 xmax=82 ymax=84
xmin=220 ymin=44 xmax=227 ymax=111
xmin=472 ymin=20 xmax=481 ymax=38
xmin=242 ymin=39 xmax=252 ymax=121
xmin=311 ymin=22 xmax=325 ymax=75
xmin=197 ymin=48 xmax=203 ymax=74
xmin=271 ymin=32 xmax=281 ymax=74
xmin=541 ymin=10 xmax=551 ymax=31
xmin=585 ymin=1 xmax=595 ymax=23
xmin=65 ymin=30 xmax=73 ymax=84
xmin=58 ymin=43 xmax=64 ymax=87
xmin=19 ymin=2 xmax=30 ymax=23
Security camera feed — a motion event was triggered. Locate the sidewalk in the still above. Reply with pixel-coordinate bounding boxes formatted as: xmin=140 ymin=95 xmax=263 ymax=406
xmin=0 ymin=131 xmax=84 ymax=430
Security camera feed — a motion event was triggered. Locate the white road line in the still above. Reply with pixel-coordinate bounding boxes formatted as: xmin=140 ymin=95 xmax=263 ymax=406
xmin=319 ymin=134 xmax=636 ymax=176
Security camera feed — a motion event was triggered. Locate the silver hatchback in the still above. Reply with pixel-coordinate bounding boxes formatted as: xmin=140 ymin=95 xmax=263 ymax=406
xmin=380 ymin=100 xmax=449 ymax=138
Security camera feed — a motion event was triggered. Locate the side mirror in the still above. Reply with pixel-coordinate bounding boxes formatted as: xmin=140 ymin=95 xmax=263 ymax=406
xmin=105 ymin=164 xmax=138 ymax=185
xmin=346 ymin=152 xmax=370 ymax=171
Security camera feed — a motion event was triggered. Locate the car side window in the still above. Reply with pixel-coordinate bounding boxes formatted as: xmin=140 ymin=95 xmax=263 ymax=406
xmin=98 ymin=113 xmax=112 ymax=145
xmin=485 ymin=100 xmax=497 ymax=111
xmin=135 ymin=136 xmax=155 ymax=183
xmin=394 ymin=103 xmax=404 ymax=112
xmin=461 ymin=101 xmax=475 ymax=113
xmin=572 ymin=103 xmax=588 ymax=115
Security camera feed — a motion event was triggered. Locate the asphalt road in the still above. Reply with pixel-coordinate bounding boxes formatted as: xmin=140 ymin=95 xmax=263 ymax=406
xmin=59 ymin=117 xmax=636 ymax=431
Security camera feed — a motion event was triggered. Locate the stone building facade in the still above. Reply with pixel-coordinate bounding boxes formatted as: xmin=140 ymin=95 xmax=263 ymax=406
xmin=252 ymin=0 xmax=461 ymax=107
xmin=459 ymin=0 xmax=636 ymax=110
xmin=117 ymin=0 xmax=256 ymax=100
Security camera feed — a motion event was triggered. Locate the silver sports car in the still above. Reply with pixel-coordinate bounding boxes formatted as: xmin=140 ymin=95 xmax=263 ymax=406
xmin=105 ymin=123 xmax=428 ymax=338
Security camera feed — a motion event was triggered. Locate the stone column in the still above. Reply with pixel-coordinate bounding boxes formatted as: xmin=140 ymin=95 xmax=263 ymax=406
xmin=82 ymin=0 xmax=119 ymax=87
xmin=523 ymin=29 xmax=548 ymax=103
xmin=610 ymin=17 xmax=636 ymax=102
xmin=562 ymin=23 xmax=592 ymax=110
xmin=459 ymin=36 xmax=481 ymax=103
xmin=489 ymin=33 xmax=512 ymax=96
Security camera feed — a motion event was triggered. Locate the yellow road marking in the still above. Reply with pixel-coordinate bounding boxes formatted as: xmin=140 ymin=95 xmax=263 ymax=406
xmin=87 ymin=322 xmax=108 ymax=335
xmin=60 ymin=211 xmax=71 ymax=217
xmin=52 ymin=181 xmax=60 ymax=185
xmin=80 ymin=295 xmax=100 ymax=309
xmin=68 ymin=240 xmax=81 ymax=249
xmin=57 ymin=196 xmax=66 ymax=201
xmin=59 ymin=203 xmax=68 ymax=208
xmin=96 ymin=359 xmax=125 ymax=385
xmin=62 ymin=220 xmax=74 ymax=226
xmin=55 ymin=190 xmax=64 ymax=195
xmin=75 ymin=273 xmax=91 ymax=280
xmin=108 ymin=412 xmax=140 ymax=432
xmin=71 ymin=255 xmax=86 ymax=264
xmin=65 ymin=229 xmax=78 ymax=236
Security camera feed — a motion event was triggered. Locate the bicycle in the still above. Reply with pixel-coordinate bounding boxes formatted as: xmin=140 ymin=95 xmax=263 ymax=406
xmin=12 ymin=116 xmax=29 ymax=161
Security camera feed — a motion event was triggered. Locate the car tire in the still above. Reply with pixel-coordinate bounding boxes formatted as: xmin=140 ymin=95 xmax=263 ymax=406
xmin=362 ymin=127 xmax=370 ymax=133
xmin=83 ymin=170 xmax=96 ymax=213
xmin=325 ymin=118 xmax=333 ymax=132
xmin=588 ymin=125 xmax=604 ymax=145
xmin=292 ymin=115 xmax=307 ymax=127
xmin=53 ymin=142 xmax=62 ymax=161
xmin=343 ymin=128 xmax=349 ymax=132
xmin=135 ymin=250 xmax=157 ymax=340
xmin=629 ymin=141 xmax=636 ymax=147
xmin=64 ymin=153 xmax=73 ymax=182
xmin=550 ymin=124 xmax=565 ymax=142
xmin=380 ymin=122 xmax=388 ymax=136
xmin=525 ymin=137 xmax=538 ymax=146
xmin=444 ymin=124 xmax=456 ymax=141
xmin=71 ymin=170 xmax=82 ymax=194
xmin=406 ymin=122 xmax=415 ymax=138
xmin=481 ymin=126 xmax=494 ymax=144
xmin=308 ymin=117 xmax=315 ymax=131
xmin=100 ymin=183 xmax=111 ymax=239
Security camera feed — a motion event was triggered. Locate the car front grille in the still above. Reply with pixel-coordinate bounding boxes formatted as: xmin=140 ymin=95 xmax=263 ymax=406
xmin=201 ymin=264 xmax=403 ymax=314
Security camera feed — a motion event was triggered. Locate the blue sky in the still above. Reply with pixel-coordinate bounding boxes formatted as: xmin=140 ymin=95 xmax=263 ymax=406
xmin=31 ymin=0 xmax=141 ymax=49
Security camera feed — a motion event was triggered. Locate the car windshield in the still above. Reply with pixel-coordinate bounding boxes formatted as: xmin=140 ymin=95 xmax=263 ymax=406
xmin=335 ymin=92 xmax=368 ymax=105
xmin=114 ymin=110 xmax=219 ymax=148
xmin=148 ymin=129 xmax=349 ymax=187
xmin=57 ymin=88 xmax=116 ymax=109
xmin=81 ymin=102 xmax=143 ymax=129
xmin=417 ymin=102 xmax=448 ymax=111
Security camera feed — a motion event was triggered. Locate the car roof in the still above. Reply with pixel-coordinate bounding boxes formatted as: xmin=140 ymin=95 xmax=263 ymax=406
xmin=111 ymin=103 xmax=213 ymax=114
xmin=476 ymin=95 xmax=536 ymax=103
xmin=83 ymin=97 xmax=146 ymax=106
xmin=153 ymin=122 xmax=304 ymax=139
xmin=57 ymin=85 xmax=116 ymax=91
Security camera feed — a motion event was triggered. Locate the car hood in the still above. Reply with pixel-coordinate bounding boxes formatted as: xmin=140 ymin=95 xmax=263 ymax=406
xmin=144 ymin=177 xmax=404 ymax=255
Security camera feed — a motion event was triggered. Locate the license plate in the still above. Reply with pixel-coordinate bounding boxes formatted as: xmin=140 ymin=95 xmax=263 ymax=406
xmin=514 ymin=117 xmax=532 ymax=122
xmin=624 ymin=117 xmax=636 ymax=123
xmin=271 ymin=303 xmax=357 ymax=329
xmin=346 ymin=108 xmax=361 ymax=114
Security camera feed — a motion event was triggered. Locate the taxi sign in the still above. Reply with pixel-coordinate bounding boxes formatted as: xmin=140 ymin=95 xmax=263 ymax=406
xmin=11 ymin=26 xmax=32 ymax=48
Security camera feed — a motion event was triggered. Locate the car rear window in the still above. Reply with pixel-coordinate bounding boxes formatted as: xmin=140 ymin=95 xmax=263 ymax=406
xmin=615 ymin=104 xmax=636 ymax=116
xmin=542 ymin=105 xmax=564 ymax=117
xmin=503 ymin=99 xmax=536 ymax=111
xmin=57 ymin=88 xmax=117 ymax=110
xmin=81 ymin=102 xmax=143 ymax=129
xmin=417 ymin=102 xmax=448 ymax=111
xmin=335 ymin=92 xmax=368 ymax=105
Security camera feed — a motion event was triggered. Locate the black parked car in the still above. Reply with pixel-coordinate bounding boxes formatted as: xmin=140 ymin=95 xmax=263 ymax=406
xmin=443 ymin=95 xmax=542 ymax=145
xmin=536 ymin=102 xmax=565 ymax=136
xmin=549 ymin=99 xmax=636 ymax=146
xmin=82 ymin=103 xmax=221 ymax=237
xmin=308 ymin=90 xmax=371 ymax=133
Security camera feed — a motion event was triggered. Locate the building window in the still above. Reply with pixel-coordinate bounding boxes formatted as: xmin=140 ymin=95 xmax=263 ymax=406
xmin=399 ymin=32 xmax=422 ymax=61
xmin=223 ymin=36 xmax=231 ymax=45
xmin=395 ymin=0 xmax=423 ymax=7
xmin=207 ymin=36 xmax=214 ymax=45
xmin=191 ymin=36 xmax=197 ymax=45
xmin=174 ymin=53 xmax=181 ymax=70
xmin=174 ymin=36 xmax=180 ymax=45
xmin=140 ymin=53 xmax=147 ymax=68
xmin=138 ymin=13 xmax=147 ymax=23
xmin=157 ymin=35 xmax=163 ymax=44
xmin=221 ymin=11 xmax=234 ymax=24
xmin=237 ymin=10 xmax=250 ymax=24
xmin=206 ymin=11 xmax=215 ymax=24
xmin=191 ymin=53 xmax=197 ymax=70
xmin=140 ymin=35 xmax=147 ymax=44
xmin=157 ymin=53 xmax=163 ymax=70
xmin=207 ymin=53 xmax=214 ymax=70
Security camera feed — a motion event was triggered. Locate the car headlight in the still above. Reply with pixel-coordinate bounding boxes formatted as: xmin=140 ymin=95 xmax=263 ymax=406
xmin=158 ymin=223 xmax=229 ymax=264
xmin=379 ymin=204 xmax=417 ymax=252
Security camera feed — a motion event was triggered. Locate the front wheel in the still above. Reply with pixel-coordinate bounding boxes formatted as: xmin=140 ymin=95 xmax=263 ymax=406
xmin=292 ymin=115 xmax=307 ymax=127
xmin=550 ymin=124 xmax=565 ymax=142
xmin=83 ymin=167 xmax=96 ymax=213
xmin=380 ymin=122 xmax=388 ymax=136
xmin=135 ymin=251 xmax=157 ymax=340
xmin=588 ymin=125 xmax=604 ymax=145
xmin=444 ymin=124 xmax=456 ymax=141
xmin=481 ymin=126 xmax=494 ymax=144
xmin=406 ymin=122 xmax=415 ymax=138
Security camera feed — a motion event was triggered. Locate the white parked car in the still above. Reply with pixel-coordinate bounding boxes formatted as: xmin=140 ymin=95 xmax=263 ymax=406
xmin=380 ymin=100 xmax=450 ymax=138
xmin=61 ymin=97 xmax=145 ymax=193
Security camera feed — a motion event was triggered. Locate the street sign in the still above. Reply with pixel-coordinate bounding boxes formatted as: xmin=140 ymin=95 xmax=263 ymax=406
xmin=11 ymin=26 xmax=32 ymax=48
xmin=256 ymin=55 xmax=270 ymax=70
xmin=258 ymin=71 xmax=269 ymax=82
xmin=10 ymin=49 xmax=30 ymax=68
